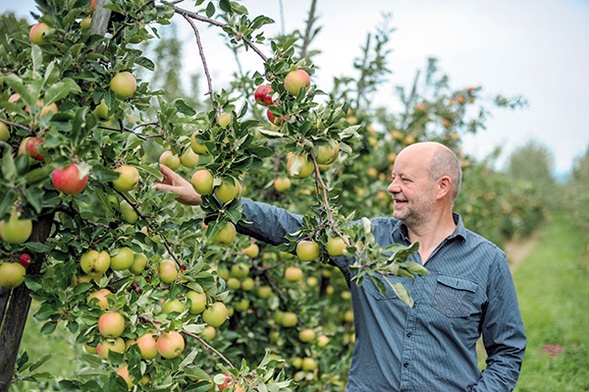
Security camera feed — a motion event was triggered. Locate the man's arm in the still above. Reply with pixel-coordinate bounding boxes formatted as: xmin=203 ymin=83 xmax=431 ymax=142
xmin=472 ymin=254 xmax=526 ymax=391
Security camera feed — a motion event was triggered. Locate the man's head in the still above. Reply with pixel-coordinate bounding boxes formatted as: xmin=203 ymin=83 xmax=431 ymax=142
xmin=388 ymin=142 xmax=462 ymax=226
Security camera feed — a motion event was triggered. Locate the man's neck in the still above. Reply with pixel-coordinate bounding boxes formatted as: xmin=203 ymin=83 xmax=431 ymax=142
xmin=407 ymin=211 xmax=456 ymax=263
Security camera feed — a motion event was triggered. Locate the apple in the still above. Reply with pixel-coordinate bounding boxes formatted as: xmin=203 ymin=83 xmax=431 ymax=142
xmin=112 ymin=165 xmax=139 ymax=192
xmin=19 ymin=253 xmax=32 ymax=267
xmin=38 ymin=101 xmax=58 ymax=117
xmin=191 ymin=169 xmax=214 ymax=195
xmin=344 ymin=309 xmax=354 ymax=322
xmin=284 ymin=69 xmax=310 ymax=95
xmin=98 ymin=312 xmax=126 ymax=338
xmin=51 ymin=163 xmax=89 ymax=195
xmin=226 ymin=277 xmax=241 ymax=290
xmin=29 ymin=22 xmax=50 ymax=44
xmin=216 ymin=112 xmax=232 ymax=128
xmin=284 ymin=266 xmax=303 ymax=282
xmin=18 ymin=137 xmax=45 ymax=162
xmin=301 ymin=357 xmax=317 ymax=371
xmin=273 ymin=177 xmax=291 ymax=192
xmin=280 ymin=311 xmax=298 ymax=328
xmin=306 ymin=276 xmax=319 ymax=287
xmin=214 ymin=178 xmax=240 ymax=204
xmin=0 ymin=213 xmax=33 ymax=244
xmin=317 ymin=335 xmax=330 ymax=347
xmin=110 ymin=247 xmax=134 ymax=271
xmin=241 ymin=277 xmax=255 ymax=291
xmin=241 ymin=243 xmax=259 ymax=258
xmin=116 ymin=365 xmax=134 ymax=389
xmin=159 ymin=259 xmax=178 ymax=284
xmin=190 ymin=131 xmax=209 ymax=155
xmin=217 ymin=374 xmax=233 ymax=391
xmin=87 ymin=288 xmax=112 ymax=310
xmin=254 ymin=85 xmax=274 ymax=106
xmin=129 ymin=252 xmax=148 ymax=275
xmin=202 ymin=302 xmax=228 ymax=327
xmin=136 ymin=333 xmax=158 ymax=360
xmin=156 ymin=331 xmax=185 ymax=359
xmin=210 ymin=222 xmax=236 ymax=245
xmin=256 ymin=285 xmax=272 ymax=299
xmin=110 ymin=71 xmax=137 ymax=99
xmin=0 ymin=263 xmax=26 ymax=288
xmin=84 ymin=343 xmax=97 ymax=354
xmin=201 ymin=325 xmax=216 ymax=340
xmin=326 ymin=236 xmax=348 ymax=257
xmin=234 ymin=298 xmax=250 ymax=312
xmin=0 ymin=122 xmax=10 ymax=142
xmin=159 ymin=151 xmax=181 ymax=170
xmin=90 ymin=0 xmax=97 ymax=12
xmin=298 ymin=328 xmax=316 ymax=343
xmin=163 ymin=298 xmax=185 ymax=313
xmin=80 ymin=17 xmax=92 ymax=29
xmin=296 ymin=240 xmax=320 ymax=262
xmin=119 ymin=200 xmax=138 ymax=224
xmin=286 ymin=153 xmax=314 ymax=179
xmin=96 ymin=337 xmax=126 ymax=359
xmin=180 ymin=147 xmax=199 ymax=168
xmin=186 ymin=291 xmax=207 ymax=314
xmin=266 ymin=108 xmax=284 ymax=125
xmin=230 ymin=262 xmax=250 ymax=278
xmin=314 ymin=141 xmax=340 ymax=165
xmin=80 ymin=250 xmax=111 ymax=277
xmin=93 ymin=99 xmax=110 ymax=120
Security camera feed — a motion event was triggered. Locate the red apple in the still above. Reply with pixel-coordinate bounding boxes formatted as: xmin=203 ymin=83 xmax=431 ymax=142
xmin=98 ymin=312 xmax=126 ymax=338
xmin=52 ymin=163 xmax=89 ymax=195
xmin=18 ymin=137 xmax=45 ymax=161
xmin=19 ymin=253 xmax=32 ymax=267
xmin=156 ymin=331 xmax=185 ymax=359
xmin=254 ymin=85 xmax=274 ymax=106
xmin=29 ymin=23 xmax=51 ymax=44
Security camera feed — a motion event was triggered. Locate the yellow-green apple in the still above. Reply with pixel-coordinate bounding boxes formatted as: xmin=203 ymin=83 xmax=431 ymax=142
xmin=313 ymin=141 xmax=340 ymax=165
xmin=190 ymin=131 xmax=209 ymax=155
xmin=156 ymin=331 xmax=185 ymax=359
xmin=180 ymin=147 xmax=199 ymax=168
xmin=93 ymin=99 xmax=110 ymax=120
xmin=110 ymin=71 xmax=137 ymax=99
xmin=201 ymin=325 xmax=216 ymax=340
xmin=129 ymin=252 xmax=148 ymax=275
xmin=80 ymin=250 xmax=111 ymax=277
xmin=98 ymin=312 xmax=126 ymax=338
xmin=280 ymin=311 xmax=298 ymax=328
xmin=296 ymin=240 xmax=320 ymax=262
xmin=163 ymin=298 xmax=185 ymax=313
xmin=115 ymin=365 xmax=134 ymax=389
xmin=254 ymin=85 xmax=274 ymax=106
xmin=344 ymin=309 xmax=354 ymax=322
xmin=317 ymin=334 xmax=330 ymax=347
xmin=302 ymin=357 xmax=318 ymax=371
xmin=273 ymin=177 xmax=291 ymax=192
xmin=226 ymin=277 xmax=241 ymax=290
xmin=284 ymin=69 xmax=310 ymax=95
xmin=191 ymin=169 xmax=214 ymax=195
xmin=202 ymin=302 xmax=228 ymax=327
xmin=112 ymin=165 xmax=139 ymax=192
xmin=29 ymin=22 xmax=50 ymax=44
xmin=306 ymin=276 xmax=319 ymax=287
xmin=210 ymin=222 xmax=236 ymax=245
xmin=158 ymin=259 xmax=178 ymax=284
xmin=0 ymin=213 xmax=33 ymax=244
xmin=256 ymin=285 xmax=272 ymax=299
xmin=284 ymin=266 xmax=303 ymax=282
xmin=110 ymin=247 xmax=134 ymax=271
xmin=80 ymin=17 xmax=92 ymax=29
xmin=51 ymin=163 xmax=89 ymax=195
xmin=159 ymin=151 xmax=180 ymax=170
xmin=234 ymin=298 xmax=250 ymax=312
xmin=214 ymin=178 xmax=240 ymax=203
xmin=0 ymin=262 xmax=26 ymax=288
xmin=216 ymin=112 xmax=232 ymax=128
xmin=241 ymin=243 xmax=259 ymax=258
xmin=119 ymin=200 xmax=138 ymax=224
xmin=230 ymin=262 xmax=249 ymax=278
xmin=18 ymin=137 xmax=45 ymax=162
xmin=96 ymin=337 xmax=125 ymax=359
xmin=240 ymin=277 xmax=255 ymax=291
xmin=286 ymin=153 xmax=314 ymax=179
xmin=187 ymin=291 xmax=207 ymax=314
xmin=326 ymin=236 xmax=348 ymax=257
xmin=87 ymin=288 xmax=112 ymax=310
xmin=298 ymin=328 xmax=316 ymax=343
xmin=136 ymin=333 xmax=158 ymax=360
xmin=0 ymin=122 xmax=9 ymax=142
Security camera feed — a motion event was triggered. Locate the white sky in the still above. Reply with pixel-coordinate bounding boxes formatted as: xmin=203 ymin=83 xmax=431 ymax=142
xmin=5 ymin=0 xmax=589 ymax=175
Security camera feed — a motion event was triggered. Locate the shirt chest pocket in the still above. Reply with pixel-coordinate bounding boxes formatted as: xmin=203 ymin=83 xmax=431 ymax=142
xmin=431 ymin=275 xmax=478 ymax=318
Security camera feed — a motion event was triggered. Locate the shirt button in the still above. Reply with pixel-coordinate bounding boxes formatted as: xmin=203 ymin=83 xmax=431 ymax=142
xmin=406 ymin=332 xmax=412 ymax=338
xmin=403 ymin=362 xmax=409 ymax=368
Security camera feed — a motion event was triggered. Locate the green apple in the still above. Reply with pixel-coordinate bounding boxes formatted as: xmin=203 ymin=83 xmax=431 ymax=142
xmin=0 ymin=213 xmax=33 ymax=244
xmin=0 ymin=122 xmax=10 ymax=142
xmin=201 ymin=325 xmax=216 ymax=340
xmin=29 ymin=22 xmax=51 ymax=44
xmin=110 ymin=247 xmax=134 ymax=271
xmin=98 ymin=312 xmax=126 ymax=338
xmin=284 ymin=266 xmax=303 ymax=282
xmin=163 ymin=298 xmax=185 ymax=313
xmin=159 ymin=151 xmax=181 ymax=170
xmin=284 ymin=69 xmax=310 ymax=95
xmin=326 ymin=236 xmax=348 ymax=257
xmin=96 ymin=337 xmax=125 ymax=359
xmin=296 ymin=240 xmax=320 ymax=262
xmin=298 ymin=328 xmax=316 ymax=343
xmin=110 ymin=71 xmax=137 ymax=99
xmin=301 ymin=357 xmax=318 ymax=371
xmin=216 ymin=112 xmax=232 ymax=128
xmin=156 ymin=331 xmax=185 ymax=359
xmin=119 ymin=200 xmax=138 ymax=224
xmin=314 ymin=141 xmax=340 ymax=165
xmin=187 ymin=291 xmax=207 ymax=314
xmin=214 ymin=178 xmax=240 ymax=204
xmin=191 ymin=169 xmax=214 ymax=195
xmin=240 ymin=277 xmax=255 ymax=291
xmin=180 ymin=147 xmax=199 ymax=168
xmin=80 ymin=250 xmax=111 ymax=277
xmin=0 ymin=262 xmax=26 ymax=288
xmin=256 ymin=285 xmax=272 ymax=299
xmin=234 ymin=298 xmax=250 ymax=312
xmin=136 ymin=333 xmax=158 ymax=360
xmin=241 ymin=243 xmax=259 ymax=258
xmin=87 ymin=288 xmax=112 ymax=310
xmin=286 ymin=153 xmax=314 ymax=179
xmin=230 ymin=262 xmax=250 ymax=278
xmin=159 ymin=259 xmax=178 ymax=284
xmin=210 ymin=222 xmax=236 ymax=246
xmin=273 ymin=177 xmax=291 ymax=192
xmin=112 ymin=165 xmax=139 ymax=192
xmin=129 ymin=252 xmax=148 ymax=275
xmin=226 ymin=277 xmax=241 ymax=290
xmin=80 ymin=17 xmax=92 ymax=29
xmin=280 ymin=312 xmax=298 ymax=328
xmin=190 ymin=131 xmax=209 ymax=155
xmin=317 ymin=334 xmax=330 ymax=347
xmin=93 ymin=99 xmax=110 ymax=120
xmin=202 ymin=302 xmax=228 ymax=327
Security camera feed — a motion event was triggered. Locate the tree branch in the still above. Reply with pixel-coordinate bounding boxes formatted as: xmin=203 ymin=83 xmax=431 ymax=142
xmin=181 ymin=14 xmax=214 ymax=101
xmin=300 ymin=0 xmax=318 ymax=60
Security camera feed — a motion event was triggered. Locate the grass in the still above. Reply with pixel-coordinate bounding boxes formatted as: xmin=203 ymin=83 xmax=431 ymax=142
xmin=513 ymin=213 xmax=589 ymax=391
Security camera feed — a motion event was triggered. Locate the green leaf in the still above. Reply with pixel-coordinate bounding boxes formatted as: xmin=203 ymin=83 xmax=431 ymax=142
xmin=219 ymin=0 xmax=232 ymax=13
xmin=40 ymin=321 xmax=58 ymax=335
xmin=44 ymin=78 xmax=81 ymax=105
xmin=385 ymin=278 xmax=414 ymax=308
xmin=43 ymin=61 xmax=60 ymax=85
xmin=31 ymin=44 xmax=43 ymax=74
xmin=136 ymin=56 xmax=155 ymax=71
xmin=28 ymin=354 xmax=51 ymax=372
xmin=205 ymin=2 xmax=215 ymax=17
xmin=175 ymin=99 xmax=196 ymax=116
xmin=1 ymin=149 xmax=17 ymax=181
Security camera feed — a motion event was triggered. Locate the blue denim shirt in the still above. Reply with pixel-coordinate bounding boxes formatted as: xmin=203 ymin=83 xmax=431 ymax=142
xmin=238 ymin=198 xmax=526 ymax=391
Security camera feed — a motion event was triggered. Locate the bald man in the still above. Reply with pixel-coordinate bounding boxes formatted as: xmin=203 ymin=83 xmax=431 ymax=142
xmin=157 ymin=142 xmax=526 ymax=391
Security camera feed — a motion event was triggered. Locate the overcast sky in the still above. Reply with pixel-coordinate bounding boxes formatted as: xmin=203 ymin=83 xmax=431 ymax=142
xmin=4 ymin=0 xmax=589 ymax=176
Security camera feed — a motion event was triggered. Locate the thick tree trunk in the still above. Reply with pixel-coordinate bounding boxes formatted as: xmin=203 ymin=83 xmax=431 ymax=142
xmin=0 ymin=214 xmax=54 ymax=392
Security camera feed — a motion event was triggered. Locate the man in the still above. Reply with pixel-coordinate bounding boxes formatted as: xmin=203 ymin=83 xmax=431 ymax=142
xmin=157 ymin=141 xmax=526 ymax=391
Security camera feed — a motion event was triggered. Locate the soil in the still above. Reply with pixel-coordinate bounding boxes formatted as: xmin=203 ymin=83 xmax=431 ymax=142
xmin=503 ymin=231 xmax=541 ymax=273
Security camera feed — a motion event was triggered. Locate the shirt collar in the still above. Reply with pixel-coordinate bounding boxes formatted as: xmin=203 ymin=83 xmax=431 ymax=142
xmin=393 ymin=212 xmax=467 ymax=244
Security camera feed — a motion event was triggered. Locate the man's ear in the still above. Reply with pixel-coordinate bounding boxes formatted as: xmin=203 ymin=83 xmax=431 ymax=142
xmin=437 ymin=176 xmax=452 ymax=200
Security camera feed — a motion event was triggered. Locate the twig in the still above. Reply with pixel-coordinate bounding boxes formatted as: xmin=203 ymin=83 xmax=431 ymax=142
xmin=300 ymin=0 xmax=318 ymax=60
xmin=182 ymin=328 xmax=236 ymax=369
xmin=181 ymin=14 xmax=214 ymax=101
